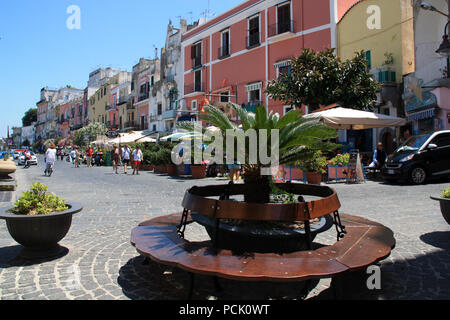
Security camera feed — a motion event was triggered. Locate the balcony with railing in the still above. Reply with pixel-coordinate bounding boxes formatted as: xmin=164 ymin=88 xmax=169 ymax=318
xmin=138 ymin=92 xmax=149 ymax=102
xmin=118 ymin=95 xmax=129 ymax=105
xmin=124 ymin=121 xmax=139 ymax=129
xmin=241 ymin=100 xmax=263 ymax=113
xmin=246 ymin=32 xmax=260 ymax=49
xmin=192 ymin=55 xmax=202 ymax=69
xmin=184 ymin=82 xmax=205 ymax=95
xmin=268 ymin=20 xmax=296 ymax=38
xmin=162 ymin=109 xmax=177 ymax=120
xmin=149 ymin=114 xmax=158 ymax=122
xmin=218 ymin=45 xmax=230 ymax=59
xmin=139 ymin=119 xmax=149 ymax=131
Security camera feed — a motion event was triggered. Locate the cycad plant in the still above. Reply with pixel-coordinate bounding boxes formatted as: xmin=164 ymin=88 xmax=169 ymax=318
xmin=177 ymin=102 xmax=337 ymax=203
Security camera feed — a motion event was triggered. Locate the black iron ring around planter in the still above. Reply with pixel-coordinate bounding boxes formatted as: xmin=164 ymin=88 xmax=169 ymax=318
xmin=181 ymin=183 xmax=341 ymax=221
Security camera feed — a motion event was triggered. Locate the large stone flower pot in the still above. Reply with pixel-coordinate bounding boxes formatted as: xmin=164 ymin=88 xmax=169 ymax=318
xmin=166 ymin=164 xmax=178 ymax=176
xmin=0 ymin=203 xmax=82 ymax=259
xmin=431 ymin=196 xmax=450 ymax=225
xmin=305 ymin=172 xmax=322 ymax=185
xmin=0 ymin=159 xmax=16 ymax=178
xmin=190 ymin=165 xmax=207 ymax=179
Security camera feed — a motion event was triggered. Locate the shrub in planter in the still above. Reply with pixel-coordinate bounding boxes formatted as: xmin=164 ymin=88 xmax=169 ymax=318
xmin=297 ymin=151 xmax=328 ymax=185
xmin=0 ymin=182 xmax=82 ymax=259
xmin=431 ymin=187 xmax=450 ymax=225
xmin=327 ymin=153 xmax=350 ymax=181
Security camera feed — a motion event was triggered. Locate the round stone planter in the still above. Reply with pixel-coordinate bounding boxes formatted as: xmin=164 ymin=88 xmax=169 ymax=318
xmin=0 ymin=203 xmax=82 ymax=259
xmin=0 ymin=159 xmax=16 ymax=178
xmin=154 ymin=165 xmax=167 ymax=174
xmin=140 ymin=164 xmax=154 ymax=171
xmin=430 ymin=196 xmax=450 ymax=225
xmin=305 ymin=172 xmax=322 ymax=185
xmin=166 ymin=164 xmax=178 ymax=176
xmin=190 ymin=165 xmax=207 ymax=179
xmin=191 ymin=212 xmax=333 ymax=253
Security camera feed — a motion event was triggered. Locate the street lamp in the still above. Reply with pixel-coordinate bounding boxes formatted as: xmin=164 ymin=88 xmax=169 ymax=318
xmin=420 ymin=1 xmax=450 ymax=18
xmin=420 ymin=1 xmax=450 ymax=58
xmin=436 ymin=21 xmax=450 ymax=56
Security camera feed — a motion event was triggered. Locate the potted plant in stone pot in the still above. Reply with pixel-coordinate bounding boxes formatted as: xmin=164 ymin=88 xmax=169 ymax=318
xmin=153 ymin=150 xmax=166 ymax=174
xmin=0 ymin=182 xmax=82 ymax=259
xmin=431 ymin=187 xmax=450 ymax=225
xmin=298 ymin=151 xmax=328 ymax=185
xmin=160 ymin=148 xmax=177 ymax=176
xmin=327 ymin=153 xmax=350 ymax=182
xmin=141 ymin=150 xmax=155 ymax=171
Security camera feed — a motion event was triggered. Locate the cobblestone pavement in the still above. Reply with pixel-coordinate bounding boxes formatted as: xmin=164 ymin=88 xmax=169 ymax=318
xmin=0 ymin=156 xmax=449 ymax=300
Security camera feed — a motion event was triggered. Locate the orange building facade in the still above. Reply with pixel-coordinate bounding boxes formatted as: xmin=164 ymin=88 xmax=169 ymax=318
xmin=181 ymin=0 xmax=356 ymax=119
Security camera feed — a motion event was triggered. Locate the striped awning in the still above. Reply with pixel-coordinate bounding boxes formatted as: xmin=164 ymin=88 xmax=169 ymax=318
xmin=274 ymin=60 xmax=291 ymax=68
xmin=245 ymin=82 xmax=263 ymax=92
xmin=407 ymin=108 xmax=435 ymax=122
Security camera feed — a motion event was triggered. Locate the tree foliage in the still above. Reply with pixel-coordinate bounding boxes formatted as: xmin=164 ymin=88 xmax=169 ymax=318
xmin=22 ymin=108 xmax=38 ymax=127
xmin=266 ymin=49 xmax=379 ymax=111
xmin=73 ymin=122 xmax=107 ymax=147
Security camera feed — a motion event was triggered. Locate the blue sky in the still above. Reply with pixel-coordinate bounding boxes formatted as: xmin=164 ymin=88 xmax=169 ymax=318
xmin=0 ymin=0 xmax=243 ymax=138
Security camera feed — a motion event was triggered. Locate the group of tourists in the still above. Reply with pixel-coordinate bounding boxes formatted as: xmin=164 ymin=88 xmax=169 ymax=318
xmin=110 ymin=144 xmax=143 ymax=175
xmin=40 ymin=143 xmax=144 ymax=177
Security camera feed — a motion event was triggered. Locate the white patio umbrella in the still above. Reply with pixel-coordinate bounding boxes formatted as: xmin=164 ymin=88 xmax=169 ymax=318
xmin=108 ymin=131 xmax=156 ymax=144
xmin=303 ymin=107 xmax=406 ymax=130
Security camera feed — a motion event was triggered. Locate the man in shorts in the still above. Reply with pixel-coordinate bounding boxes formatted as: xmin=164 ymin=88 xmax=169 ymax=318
xmin=132 ymin=146 xmax=143 ymax=175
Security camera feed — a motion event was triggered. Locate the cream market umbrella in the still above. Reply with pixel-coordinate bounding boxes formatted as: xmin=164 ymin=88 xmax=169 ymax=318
xmin=303 ymin=107 xmax=406 ymax=130
xmin=108 ymin=131 xmax=156 ymax=145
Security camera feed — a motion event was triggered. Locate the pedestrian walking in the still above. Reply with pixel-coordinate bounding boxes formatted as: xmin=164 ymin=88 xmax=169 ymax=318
xmin=45 ymin=143 xmax=57 ymax=176
xmin=121 ymin=144 xmax=131 ymax=174
xmin=75 ymin=147 xmax=81 ymax=168
xmin=132 ymin=146 xmax=143 ymax=175
xmin=111 ymin=145 xmax=121 ymax=174
xmin=86 ymin=145 xmax=94 ymax=168
xmin=70 ymin=148 xmax=76 ymax=167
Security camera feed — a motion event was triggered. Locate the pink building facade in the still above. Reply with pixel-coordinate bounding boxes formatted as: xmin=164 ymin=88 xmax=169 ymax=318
xmin=181 ymin=0 xmax=346 ymax=119
xmin=58 ymin=102 xmax=71 ymax=138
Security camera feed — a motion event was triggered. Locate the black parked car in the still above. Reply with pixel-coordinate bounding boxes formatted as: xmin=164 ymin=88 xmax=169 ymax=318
xmin=382 ymin=130 xmax=450 ymax=184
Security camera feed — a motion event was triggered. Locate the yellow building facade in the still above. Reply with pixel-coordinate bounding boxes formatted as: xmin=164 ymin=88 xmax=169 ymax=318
xmin=89 ymin=81 xmax=112 ymax=124
xmin=338 ymin=0 xmax=415 ymax=83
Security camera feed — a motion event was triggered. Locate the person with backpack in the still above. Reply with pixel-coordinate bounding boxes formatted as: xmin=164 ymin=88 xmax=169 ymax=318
xmin=132 ymin=145 xmax=143 ymax=175
xmin=121 ymin=144 xmax=131 ymax=174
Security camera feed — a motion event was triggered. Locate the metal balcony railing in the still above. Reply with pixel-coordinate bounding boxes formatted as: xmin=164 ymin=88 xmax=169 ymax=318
xmin=246 ymin=32 xmax=260 ymax=49
xmin=192 ymin=55 xmax=202 ymax=69
xmin=184 ymin=82 xmax=205 ymax=94
xmin=268 ymin=20 xmax=295 ymax=38
xmin=138 ymin=92 xmax=149 ymax=102
xmin=218 ymin=45 xmax=230 ymax=59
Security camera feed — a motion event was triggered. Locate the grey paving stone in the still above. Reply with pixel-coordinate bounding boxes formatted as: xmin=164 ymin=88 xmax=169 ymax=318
xmin=0 ymin=156 xmax=448 ymax=300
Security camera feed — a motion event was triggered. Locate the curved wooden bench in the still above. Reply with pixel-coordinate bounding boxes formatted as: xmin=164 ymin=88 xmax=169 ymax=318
xmin=131 ymin=212 xmax=395 ymax=293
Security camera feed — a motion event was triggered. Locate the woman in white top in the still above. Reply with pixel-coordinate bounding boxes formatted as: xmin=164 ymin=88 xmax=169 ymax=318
xmin=121 ymin=144 xmax=131 ymax=174
xmin=45 ymin=144 xmax=57 ymax=175
xmin=132 ymin=146 xmax=143 ymax=175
